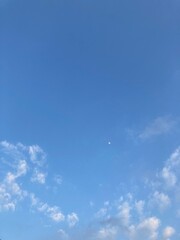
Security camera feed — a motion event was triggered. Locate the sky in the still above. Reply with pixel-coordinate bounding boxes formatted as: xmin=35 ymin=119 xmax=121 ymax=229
xmin=0 ymin=0 xmax=180 ymax=239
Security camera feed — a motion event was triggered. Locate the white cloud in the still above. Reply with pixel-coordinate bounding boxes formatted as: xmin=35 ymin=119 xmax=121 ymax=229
xmin=30 ymin=194 xmax=65 ymax=222
xmin=0 ymin=151 xmax=29 ymax=212
xmin=92 ymin=208 xmax=162 ymax=240
xmin=139 ymin=116 xmax=176 ymax=140
xmin=48 ymin=206 xmax=65 ymax=222
xmin=1 ymin=140 xmax=179 ymax=238
xmin=97 ymin=226 xmax=118 ymax=240
xmin=2 ymin=202 xmax=16 ymax=211
xmin=31 ymin=169 xmax=46 ymax=184
xmin=30 ymin=193 xmax=39 ymax=206
xmin=163 ymin=226 xmax=175 ymax=240
xmin=150 ymin=191 xmax=171 ymax=211
xmin=63 ymin=146 xmax=178 ymax=240
xmin=0 ymin=140 xmax=18 ymax=151
xmin=134 ymin=217 xmax=161 ymax=240
xmin=16 ymin=160 xmax=28 ymax=177
xmin=5 ymin=174 xmax=25 ymax=197
xmin=161 ymin=167 xmax=177 ymax=187
xmin=0 ymin=140 xmax=73 ymax=226
xmin=28 ymin=145 xmax=46 ymax=166
xmin=117 ymin=201 xmax=131 ymax=226
xmin=96 ymin=207 xmax=108 ymax=218
xmin=0 ymin=141 xmax=47 ymax=187
xmin=0 ymin=171 xmax=27 ymax=211
xmin=67 ymin=212 xmax=79 ymax=227
xmin=0 ymin=184 xmax=15 ymax=211
xmin=160 ymin=146 xmax=180 ymax=188
xmin=0 ymin=141 xmax=46 ymax=169
xmin=58 ymin=229 xmax=69 ymax=240
xmin=89 ymin=147 xmax=180 ymax=240
xmin=168 ymin=147 xmax=180 ymax=167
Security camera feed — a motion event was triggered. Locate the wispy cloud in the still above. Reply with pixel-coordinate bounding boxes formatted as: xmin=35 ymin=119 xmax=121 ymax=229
xmin=28 ymin=144 xmax=46 ymax=166
xmin=1 ymin=140 xmax=180 ymax=239
xmin=138 ymin=116 xmax=177 ymax=140
xmin=0 ymin=140 xmax=79 ymax=227
xmin=30 ymin=193 xmax=65 ymax=222
xmin=67 ymin=213 xmax=79 ymax=227
xmin=149 ymin=191 xmax=171 ymax=211
xmin=31 ymin=168 xmax=46 ymax=184
xmin=67 ymin=146 xmax=180 ymax=240
xmin=160 ymin=146 xmax=180 ymax=188
xmin=54 ymin=174 xmax=63 ymax=185
xmin=0 ymin=146 xmax=29 ymax=212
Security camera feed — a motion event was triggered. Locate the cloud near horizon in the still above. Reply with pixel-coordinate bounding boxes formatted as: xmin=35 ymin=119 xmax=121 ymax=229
xmin=63 ymin=145 xmax=180 ymax=240
xmin=0 ymin=140 xmax=180 ymax=239
xmin=0 ymin=140 xmax=78 ymax=227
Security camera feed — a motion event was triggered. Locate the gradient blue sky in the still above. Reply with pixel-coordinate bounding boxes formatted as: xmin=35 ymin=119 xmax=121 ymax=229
xmin=1 ymin=0 xmax=180 ymax=240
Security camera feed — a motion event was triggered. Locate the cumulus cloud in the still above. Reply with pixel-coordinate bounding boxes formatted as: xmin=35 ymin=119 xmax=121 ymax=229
xmin=132 ymin=217 xmax=160 ymax=240
xmin=94 ymin=208 xmax=163 ymax=240
xmin=0 ymin=171 xmax=27 ymax=211
xmin=36 ymin=200 xmax=65 ymax=222
xmin=0 ymin=141 xmax=46 ymax=212
xmin=160 ymin=146 xmax=180 ymax=188
xmin=0 ymin=183 xmax=16 ymax=211
xmin=163 ymin=226 xmax=175 ymax=240
xmin=28 ymin=144 xmax=46 ymax=166
xmin=81 ymin=146 xmax=180 ymax=240
xmin=150 ymin=191 xmax=171 ymax=211
xmin=117 ymin=201 xmax=131 ymax=226
xmin=161 ymin=167 xmax=177 ymax=187
xmin=97 ymin=226 xmax=118 ymax=240
xmin=92 ymin=207 xmax=162 ymax=240
xmin=0 ymin=140 xmax=78 ymax=227
xmin=0 ymin=147 xmax=28 ymax=212
xmin=1 ymin=140 xmax=179 ymax=239
xmin=31 ymin=169 xmax=46 ymax=184
xmin=16 ymin=160 xmax=28 ymax=177
xmin=47 ymin=206 xmax=65 ymax=222
xmin=67 ymin=213 xmax=79 ymax=227
xmin=62 ymin=146 xmax=179 ymax=240
xmin=0 ymin=140 xmax=46 ymax=170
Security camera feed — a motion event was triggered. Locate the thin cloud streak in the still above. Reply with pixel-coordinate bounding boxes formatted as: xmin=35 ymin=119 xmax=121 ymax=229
xmin=138 ymin=116 xmax=177 ymax=140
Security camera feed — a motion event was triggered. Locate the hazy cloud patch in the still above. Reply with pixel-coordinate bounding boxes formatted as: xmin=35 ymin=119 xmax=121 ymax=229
xmin=138 ymin=116 xmax=177 ymax=140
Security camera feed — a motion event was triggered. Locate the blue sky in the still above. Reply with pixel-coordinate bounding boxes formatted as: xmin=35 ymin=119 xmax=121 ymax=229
xmin=1 ymin=0 xmax=180 ymax=239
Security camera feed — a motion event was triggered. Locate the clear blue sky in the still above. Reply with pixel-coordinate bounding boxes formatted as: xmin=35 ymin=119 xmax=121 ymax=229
xmin=0 ymin=0 xmax=180 ymax=239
